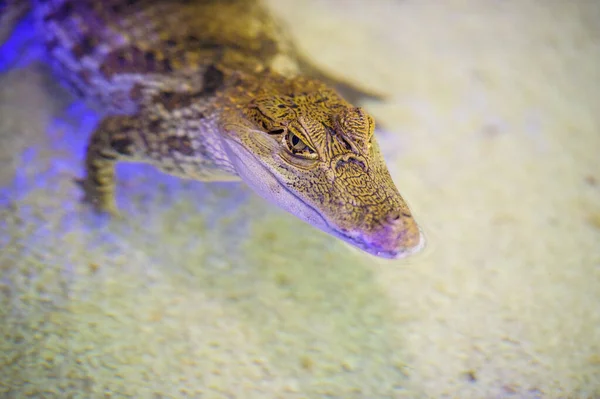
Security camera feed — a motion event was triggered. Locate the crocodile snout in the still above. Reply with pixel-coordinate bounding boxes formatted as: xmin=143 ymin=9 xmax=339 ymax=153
xmin=347 ymin=209 xmax=424 ymax=259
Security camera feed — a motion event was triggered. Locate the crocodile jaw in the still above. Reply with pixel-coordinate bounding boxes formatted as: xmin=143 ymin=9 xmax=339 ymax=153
xmin=222 ymin=137 xmax=332 ymax=231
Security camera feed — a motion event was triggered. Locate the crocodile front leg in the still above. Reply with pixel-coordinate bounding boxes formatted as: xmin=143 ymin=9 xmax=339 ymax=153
xmin=78 ymin=115 xmax=146 ymax=215
xmin=78 ymin=103 xmax=237 ymax=215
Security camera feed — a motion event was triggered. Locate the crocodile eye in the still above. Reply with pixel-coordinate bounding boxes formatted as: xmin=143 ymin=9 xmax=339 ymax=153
xmin=289 ymin=133 xmax=305 ymax=150
xmin=285 ymin=131 xmax=314 ymax=155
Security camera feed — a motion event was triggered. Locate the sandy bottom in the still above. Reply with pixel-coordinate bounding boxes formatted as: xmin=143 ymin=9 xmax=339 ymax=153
xmin=1 ymin=1 xmax=599 ymax=398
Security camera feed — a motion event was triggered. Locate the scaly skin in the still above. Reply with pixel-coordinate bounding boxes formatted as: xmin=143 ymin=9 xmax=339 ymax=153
xmin=2 ymin=0 xmax=424 ymax=259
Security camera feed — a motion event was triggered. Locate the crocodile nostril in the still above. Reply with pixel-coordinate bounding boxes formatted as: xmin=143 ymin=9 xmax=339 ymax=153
xmin=386 ymin=210 xmax=411 ymax=224
xmin=385 ymin=211 xmax=402 ymax=224
xmin=388 ymin=212 xmax=401 ymax=221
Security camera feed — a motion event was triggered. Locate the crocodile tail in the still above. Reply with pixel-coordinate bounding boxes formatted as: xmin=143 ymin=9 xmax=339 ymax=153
xmin=0 ymin=0 xmax=30 ymax=45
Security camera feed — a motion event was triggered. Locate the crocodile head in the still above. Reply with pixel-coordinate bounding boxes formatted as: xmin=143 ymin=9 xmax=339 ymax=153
xmin=220 ymin=79 xmax=424 ymax=259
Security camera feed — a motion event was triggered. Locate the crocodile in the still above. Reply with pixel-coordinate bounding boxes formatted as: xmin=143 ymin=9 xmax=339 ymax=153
xmin=0 ymin=0 xmax=424 ymax=259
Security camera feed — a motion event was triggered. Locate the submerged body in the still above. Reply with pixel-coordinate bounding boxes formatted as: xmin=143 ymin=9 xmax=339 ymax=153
xmin=2 ymin=0 xmax=424 ymax=259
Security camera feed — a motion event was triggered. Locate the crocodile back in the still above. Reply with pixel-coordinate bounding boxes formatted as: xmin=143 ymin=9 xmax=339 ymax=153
xmin=32 ymin=0 xmax=296 ymax=114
